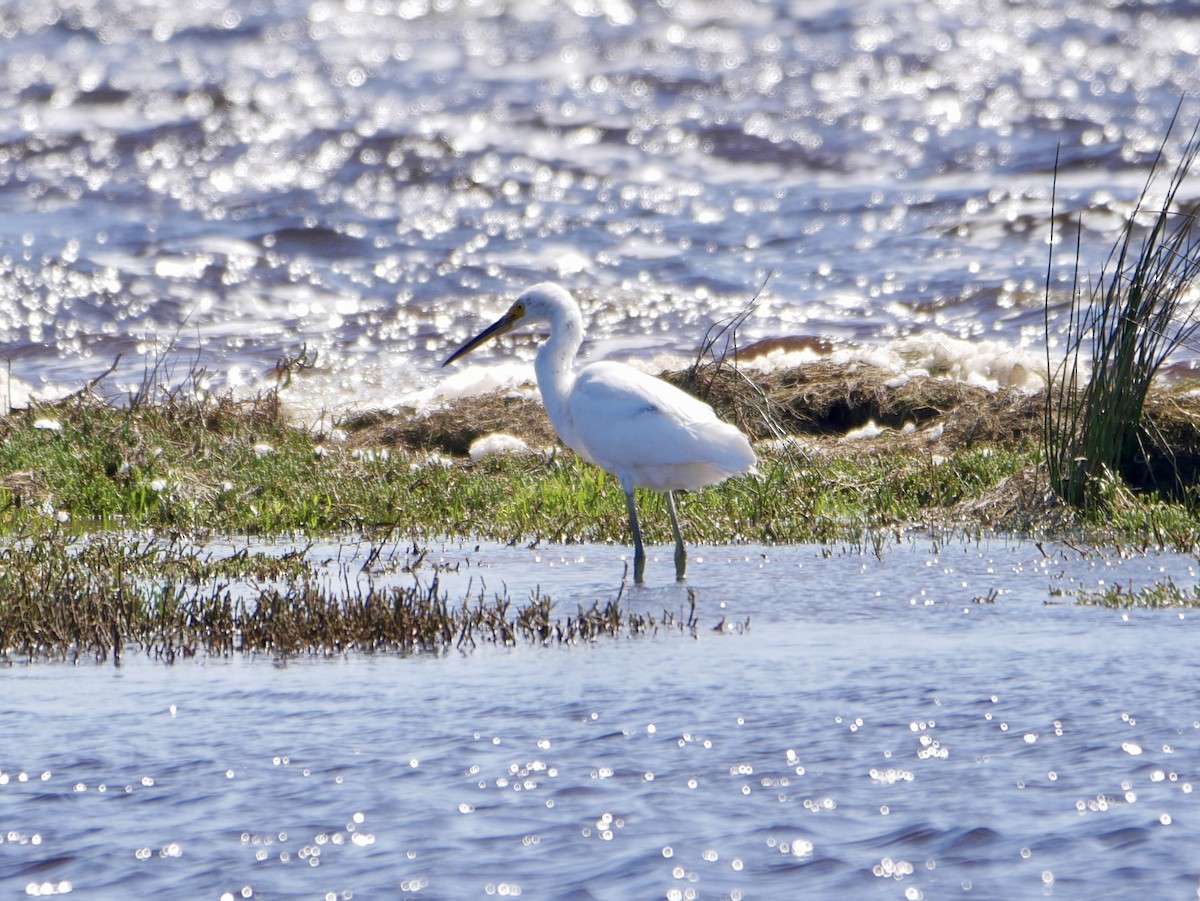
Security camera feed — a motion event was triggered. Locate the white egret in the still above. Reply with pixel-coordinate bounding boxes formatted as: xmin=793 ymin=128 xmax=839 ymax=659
xmin=443 ymin=282 xmax=756 ymax=583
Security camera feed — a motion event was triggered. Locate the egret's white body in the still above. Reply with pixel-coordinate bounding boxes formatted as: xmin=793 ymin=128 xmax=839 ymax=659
xmin=444 ymin=282 xmax=756 ymax=582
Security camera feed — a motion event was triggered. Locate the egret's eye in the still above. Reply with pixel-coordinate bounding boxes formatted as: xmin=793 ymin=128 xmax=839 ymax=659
xmin=512 ymin=302 xmax=526 ymax=316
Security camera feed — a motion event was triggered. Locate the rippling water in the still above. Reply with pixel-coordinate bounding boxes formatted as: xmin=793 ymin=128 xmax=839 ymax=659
xmin=2 ymin=0 xmax=1200 ymax=410
xmin=4 ymin=537 xmax=1200 ymax=898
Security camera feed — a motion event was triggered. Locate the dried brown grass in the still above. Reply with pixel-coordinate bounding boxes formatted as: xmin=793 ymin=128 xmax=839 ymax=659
xmin=346 ymin=361 xmax=1051 ymax=458
xmin=0 ymin=532 xmax=705 ymax=663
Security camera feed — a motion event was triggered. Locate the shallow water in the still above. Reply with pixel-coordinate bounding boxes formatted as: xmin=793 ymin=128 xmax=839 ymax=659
xmin=4 ymin=536 xmax=1200 ymax=899
xmin=3 ymin=1 xmax=1200 ymax=410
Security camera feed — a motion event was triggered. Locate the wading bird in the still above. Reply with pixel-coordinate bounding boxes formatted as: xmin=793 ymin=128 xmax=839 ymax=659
xmin=443 ymin=283 xmax=756 ymax=583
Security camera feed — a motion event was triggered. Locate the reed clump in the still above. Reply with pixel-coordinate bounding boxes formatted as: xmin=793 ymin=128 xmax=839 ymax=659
xmin=1044 ymin=114 xmax=1200 ymax=510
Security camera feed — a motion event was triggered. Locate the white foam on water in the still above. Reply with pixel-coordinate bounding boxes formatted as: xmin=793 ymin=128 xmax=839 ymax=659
xmin=274 ymin=326 xmax=1055 ymax=428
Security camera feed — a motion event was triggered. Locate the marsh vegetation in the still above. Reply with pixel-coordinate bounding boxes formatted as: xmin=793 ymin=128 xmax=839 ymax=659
xmin=8 ymin=120 xmax=1200 ymax=655
xmin=1 ymin=338 xmax=1200 ymax=663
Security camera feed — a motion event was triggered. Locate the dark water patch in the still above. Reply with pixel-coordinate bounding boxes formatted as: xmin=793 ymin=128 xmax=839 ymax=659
xmin=942 ymin=824 xmax=1005 ymax=853
xmin=266 ymin=225 xmax=370 ymax=257
xmin=1096 ymin=826 xmax=1151 ymax=849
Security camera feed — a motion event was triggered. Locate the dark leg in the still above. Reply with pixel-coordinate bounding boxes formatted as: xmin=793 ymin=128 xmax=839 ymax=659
xmin=666 ymin=490 xmax=686 ymax=581
xmin=625 ymin=487 xmax=646 ymax=583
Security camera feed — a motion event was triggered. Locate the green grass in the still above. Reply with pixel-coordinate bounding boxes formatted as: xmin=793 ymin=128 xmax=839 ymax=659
xmin=5 ymin=395 xmax=1200 ymax=548
xmin=0 ymin=396 xmax=1040 ymax=545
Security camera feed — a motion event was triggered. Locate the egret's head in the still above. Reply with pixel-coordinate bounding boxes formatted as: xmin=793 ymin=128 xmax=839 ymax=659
xmin=442 ymin=283 xmax=575 ymax=366
xmin=442 ymin=297 xmax=527 ymax=366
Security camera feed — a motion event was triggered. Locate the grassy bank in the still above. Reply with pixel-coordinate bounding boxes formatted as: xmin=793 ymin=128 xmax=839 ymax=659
xmin=0 ymin=376 xmax=1040 ymax=543
xmin=3 ymin=364 xmax=1199 ymax=545
xmin=3 ymin=361 xmax=1200 ymax=662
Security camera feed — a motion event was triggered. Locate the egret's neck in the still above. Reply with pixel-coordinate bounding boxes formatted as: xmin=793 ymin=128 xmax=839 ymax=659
xmin=533 ymin=305 xmax=583 ymax=431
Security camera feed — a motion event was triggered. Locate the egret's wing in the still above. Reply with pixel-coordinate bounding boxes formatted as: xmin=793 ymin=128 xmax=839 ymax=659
xmin=566 ymin=361 xmax=755 ymax=491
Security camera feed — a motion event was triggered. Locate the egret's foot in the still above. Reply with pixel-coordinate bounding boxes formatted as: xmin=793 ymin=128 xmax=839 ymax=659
xmin=674 ymin=545 xmax=687 ymax=582
xmin=633 ymin=548 xmax=646 ymax=584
